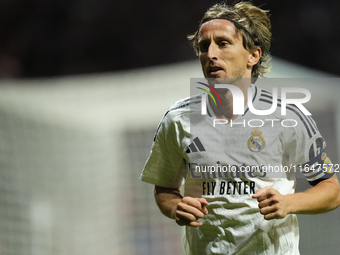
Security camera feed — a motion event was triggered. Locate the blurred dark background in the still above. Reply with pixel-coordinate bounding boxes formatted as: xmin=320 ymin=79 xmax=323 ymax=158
xmin=1 ymin=0 xmax=339 ymax=79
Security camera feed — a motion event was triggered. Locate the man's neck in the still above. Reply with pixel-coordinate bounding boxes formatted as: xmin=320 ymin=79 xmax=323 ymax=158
xmin=209 ymin=79 xmax=252 ymax=122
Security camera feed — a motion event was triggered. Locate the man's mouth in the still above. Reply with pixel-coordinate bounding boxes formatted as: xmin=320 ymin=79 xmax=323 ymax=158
xmin=209 ymin=66 xmax=223 ymax=75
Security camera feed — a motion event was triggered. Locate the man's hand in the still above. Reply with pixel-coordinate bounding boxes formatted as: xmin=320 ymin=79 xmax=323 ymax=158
xmin=154 ymin=186 xmax=209 ymax=227
xmin=172 ymin=197 xmax=209 ymax=227
xmin=252 ymin=187 xmax=290 ymax=220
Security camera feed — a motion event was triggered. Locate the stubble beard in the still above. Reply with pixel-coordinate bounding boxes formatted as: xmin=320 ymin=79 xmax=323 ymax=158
xmin=208 ymin=65 xmax=246 ymax=88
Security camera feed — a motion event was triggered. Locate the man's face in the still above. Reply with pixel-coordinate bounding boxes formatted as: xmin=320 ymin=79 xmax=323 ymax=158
xmin=198 ymin=19 xmax=253 ymax=80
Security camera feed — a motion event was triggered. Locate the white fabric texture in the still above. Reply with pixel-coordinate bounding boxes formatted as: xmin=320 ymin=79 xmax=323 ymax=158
xmin=141 ymin=85 xmax=327 ymax=255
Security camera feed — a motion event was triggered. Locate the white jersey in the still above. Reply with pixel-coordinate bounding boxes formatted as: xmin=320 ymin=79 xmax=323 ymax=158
xmin=140 ymin=85 xmax=333 ymax=255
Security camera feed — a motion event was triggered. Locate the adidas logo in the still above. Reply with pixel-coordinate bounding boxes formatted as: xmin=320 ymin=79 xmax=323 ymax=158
xmin=186 ymin=137 xmax=206 ymax=153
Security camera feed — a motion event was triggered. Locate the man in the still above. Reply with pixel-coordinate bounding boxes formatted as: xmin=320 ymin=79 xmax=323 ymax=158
xmin=140 ymin=2 xmax=340 ymax=254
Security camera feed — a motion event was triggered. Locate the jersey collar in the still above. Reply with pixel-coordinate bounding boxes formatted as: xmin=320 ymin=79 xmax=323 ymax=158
xmin=206 ymin=84 xmax=258 ymax=119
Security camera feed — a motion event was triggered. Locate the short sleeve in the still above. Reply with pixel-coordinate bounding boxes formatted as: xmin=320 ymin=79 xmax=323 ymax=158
xmin=283 ymin=115 xmax=334 ymax=185
xmin=140 ymin=113 xmax=188 ymax=188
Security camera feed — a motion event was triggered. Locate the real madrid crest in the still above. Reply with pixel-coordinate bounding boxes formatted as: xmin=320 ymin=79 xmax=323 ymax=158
xmin=248 ymin=128 xmax=265 ymax=152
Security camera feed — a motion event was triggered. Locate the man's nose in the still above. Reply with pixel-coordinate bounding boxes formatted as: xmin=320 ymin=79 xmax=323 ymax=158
xmin=207 ymin=43 xmax=218 ymax=60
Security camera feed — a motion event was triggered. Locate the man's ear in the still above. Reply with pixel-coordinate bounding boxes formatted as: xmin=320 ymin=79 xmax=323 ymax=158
xmin=248 ymin=47 xmax=262 ymax=67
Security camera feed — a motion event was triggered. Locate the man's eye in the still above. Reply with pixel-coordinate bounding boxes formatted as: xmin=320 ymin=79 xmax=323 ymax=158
xmin=220 ymin=41 xmax=229 ymax=47
xmin=199 ymin=43 xmax=209 ymax=52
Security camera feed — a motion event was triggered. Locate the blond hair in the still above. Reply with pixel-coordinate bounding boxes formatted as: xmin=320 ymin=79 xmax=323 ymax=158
xmin=188 ymin=1 xmax=272 ymax=79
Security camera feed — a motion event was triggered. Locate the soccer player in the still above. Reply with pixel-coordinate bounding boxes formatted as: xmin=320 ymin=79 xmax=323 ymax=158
xmin=140 ymin=2 xmax=340 ymax=254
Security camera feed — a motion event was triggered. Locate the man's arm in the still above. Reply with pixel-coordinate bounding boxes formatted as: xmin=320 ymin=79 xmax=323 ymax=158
xmin=253 ymin=175 xmax=340 ymax=220
xmin=154 ymin=185 xmax=209 ymax=227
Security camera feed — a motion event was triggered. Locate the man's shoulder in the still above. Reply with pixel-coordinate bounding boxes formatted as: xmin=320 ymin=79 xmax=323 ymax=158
xmin=153 ymin=95 xmax=202 ymax=142
xmin=255 ymin=86 xmax=319 ymax=139
xmin=163 ymin=94 xmax=202 ymax=119
xmin=255 ymin=86 xmax=311 ymax=118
